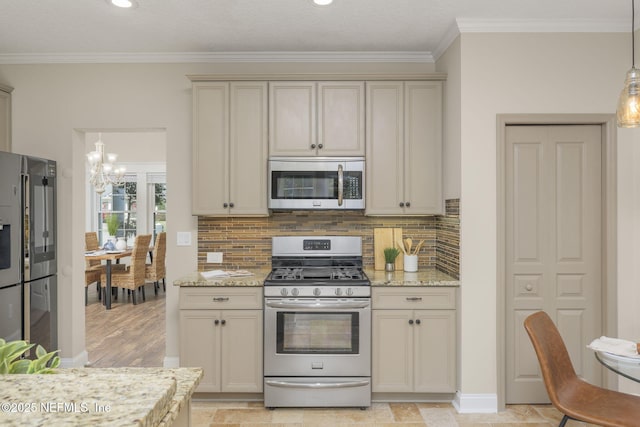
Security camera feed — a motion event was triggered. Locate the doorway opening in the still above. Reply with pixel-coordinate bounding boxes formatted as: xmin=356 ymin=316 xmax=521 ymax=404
xmin=83 ymin=130 xmax=167 ymax=367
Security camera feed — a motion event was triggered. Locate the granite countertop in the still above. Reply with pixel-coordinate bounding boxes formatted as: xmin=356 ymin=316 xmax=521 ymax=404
xmin=366 ymin=268 xmax=459 ymax=287
xmin=173 ymin=268 xmax=271 ymax=287
xmin=173 ymin=267 xmax=458 ymax=287
xmin=0 ymin=367 xmax=202 ymax=427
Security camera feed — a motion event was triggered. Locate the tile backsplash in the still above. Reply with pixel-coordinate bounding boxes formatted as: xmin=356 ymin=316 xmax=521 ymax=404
xmin=198 ymin=199 xmax=460 ymax=279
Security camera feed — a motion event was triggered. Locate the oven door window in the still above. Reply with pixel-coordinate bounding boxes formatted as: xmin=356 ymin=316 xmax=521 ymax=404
xmin=276 ymin=311 xmax=359 ymax=354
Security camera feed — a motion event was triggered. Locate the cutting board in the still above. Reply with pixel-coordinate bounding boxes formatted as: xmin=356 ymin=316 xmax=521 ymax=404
xmin=374 ymin=227 xmax=403 ymax=270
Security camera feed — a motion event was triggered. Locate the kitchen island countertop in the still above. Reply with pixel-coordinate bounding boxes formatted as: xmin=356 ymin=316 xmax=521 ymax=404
xmin=366 ymin=268 xmax=459 ymax=287
xmin=0 ymin=367 xmax=202 ymax=427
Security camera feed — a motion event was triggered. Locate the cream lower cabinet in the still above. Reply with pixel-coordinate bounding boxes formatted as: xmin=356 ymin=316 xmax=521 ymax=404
xmin=371 ymin=287 xmax=456 ymax=393
xmin=179 ymin=287 xmax=263 ymax=393
xmin=365 ymin=81 xmax=443 ymax=215
xmin=191 ymin=81 xmax=268 ymax=216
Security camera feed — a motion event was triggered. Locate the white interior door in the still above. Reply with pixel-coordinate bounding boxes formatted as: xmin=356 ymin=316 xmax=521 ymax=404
xmin=505 ymin=125 xmax=602 ymax=403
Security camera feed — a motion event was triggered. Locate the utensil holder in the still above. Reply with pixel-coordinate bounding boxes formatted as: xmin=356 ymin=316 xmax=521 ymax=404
xmin=404 ymin=254 xmax=418 ymax=272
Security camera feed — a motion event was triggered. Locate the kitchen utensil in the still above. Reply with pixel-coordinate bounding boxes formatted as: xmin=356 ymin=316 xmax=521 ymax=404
xmin=396 ymin=239 xmax=407 ymax=255
xmin=413 ymin=240 xmax=425 ymax=255
xmin=404 ymin=238 xmax=412 ymax=254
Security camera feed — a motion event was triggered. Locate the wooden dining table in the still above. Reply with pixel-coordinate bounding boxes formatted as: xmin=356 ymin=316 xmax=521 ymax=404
xmin=85 ymin=249 xmax=132 ymax=310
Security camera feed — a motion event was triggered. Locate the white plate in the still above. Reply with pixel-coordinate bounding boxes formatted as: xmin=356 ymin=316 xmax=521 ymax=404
xmin=602 ymin=351 xmax=640 ymax=363
xmin=106 ymin=250 xmax=125 ymax=254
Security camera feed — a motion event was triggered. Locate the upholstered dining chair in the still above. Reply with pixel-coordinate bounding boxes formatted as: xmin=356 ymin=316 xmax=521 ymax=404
xmin=100 ymin=234 xmax=152 ymax=305
xmin=84 ymin=231 xmax=103 ymax=305
xmin=524 ymin=311 xmax=640 ymax=427
xmin=145 ymin=232 xmax=166 ymax=295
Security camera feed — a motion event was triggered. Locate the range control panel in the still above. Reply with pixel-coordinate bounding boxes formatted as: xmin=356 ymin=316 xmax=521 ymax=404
xmin=303 ymin=239 xmax=331 ymax=251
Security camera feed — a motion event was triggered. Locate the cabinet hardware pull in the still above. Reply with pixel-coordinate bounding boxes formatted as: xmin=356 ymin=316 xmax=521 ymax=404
xmin=318 ymin=143 xmax=323 ymax=149
xmin=311 ymin=144 xmax=316 ymax=149
xmin=399 ymin=202 xmax=404 ymax=207
xmin=213 ymin=297 xmax=229 ymax=302
xmin=406 ymin=202 xmax=411 ymax=207
xmin=229 ymin=202 xmax=234 ymax=208
xmin=214 ymin=319 xmax=219 ymax=325
xmin=337 ymin=164 xmax=344 ymax=206
xmin=409 ymin=319 xmax=414 ymax=325
xmin=406 ymin=297 xmax=422 ymax=301
xmin=415 ymin=319 xmax=421 ymax=325
xmin=221 ymin=319 xmax=226 ymax=325
xmin=223 ymin=203 xmax=228 ymax=208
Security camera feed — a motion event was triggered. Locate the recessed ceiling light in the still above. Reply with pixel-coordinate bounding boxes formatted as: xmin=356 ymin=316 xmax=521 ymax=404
xmin=313 ymin=0 xmax=333 ymax=5
xmin=110 ymin=0 xmax=137 ymax=8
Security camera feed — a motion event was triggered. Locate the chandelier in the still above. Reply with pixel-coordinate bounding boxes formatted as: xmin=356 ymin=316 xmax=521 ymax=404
xmin=87 ymin=133 xmax=126 ymax=194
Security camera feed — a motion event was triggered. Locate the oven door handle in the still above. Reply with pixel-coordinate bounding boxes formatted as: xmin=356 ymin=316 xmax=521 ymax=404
xmin=265 ymin=379 xmax=370 ymax=389
xmin=265 ymin=300 xmax=370 ymax=309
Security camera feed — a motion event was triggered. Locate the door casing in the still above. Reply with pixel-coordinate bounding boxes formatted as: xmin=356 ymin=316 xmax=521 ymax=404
xmin=496 ymin=114 xmax=617 ymax=409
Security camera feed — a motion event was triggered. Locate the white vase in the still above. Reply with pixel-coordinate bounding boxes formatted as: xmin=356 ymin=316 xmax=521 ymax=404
xmin=115 ymin=237 xmax=127 ymax=251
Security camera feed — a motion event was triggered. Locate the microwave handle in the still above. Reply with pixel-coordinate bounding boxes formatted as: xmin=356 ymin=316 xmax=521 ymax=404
xmin=338 ymin=164 xmax=344 ymax=206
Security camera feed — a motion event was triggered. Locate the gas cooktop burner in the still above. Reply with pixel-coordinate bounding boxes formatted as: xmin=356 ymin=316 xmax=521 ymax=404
xmin=269 ymin=267 xmax=365 ymax=282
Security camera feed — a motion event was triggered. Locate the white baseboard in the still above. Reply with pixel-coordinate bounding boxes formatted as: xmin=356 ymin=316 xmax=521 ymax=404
xmin=164 ymin=356 xmax=179 ymax=368
xmin=452 ymin=391 xmax=498 ymax=413
xmin=59 ymin=350 xmax=89 ymax=368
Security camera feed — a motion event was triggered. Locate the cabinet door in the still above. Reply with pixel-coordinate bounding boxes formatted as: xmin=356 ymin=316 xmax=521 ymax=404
xmin=317 ymin=82 xmax=365 ymax=156
xmin=179 ymin=310 xmax=221 ymax=392
xmin=0 ymin=88 xmax=10 ymax=153
xmin=229 ymin=82 xmax=269 ymax=215
xmin=413 ymin=309 xmax=456 ymax=392
xmin=269 ymin=82 xmax=316 ymax=156
xmin=220 ymin=310 xmax=263 ymax=392
xmin=365 ymin=82 xmax=404 ymax=215
xmin=192 ymin=82 xmax=229 ymax=215
xmin=371 ymin=309 xmax=413 ymax=392
xmin=404 ymin=81 xmax=443 ymax=214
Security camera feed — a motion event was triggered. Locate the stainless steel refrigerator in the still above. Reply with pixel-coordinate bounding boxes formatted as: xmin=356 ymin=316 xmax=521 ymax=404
xmin=0 ymin=151 xmax=57 ymax=353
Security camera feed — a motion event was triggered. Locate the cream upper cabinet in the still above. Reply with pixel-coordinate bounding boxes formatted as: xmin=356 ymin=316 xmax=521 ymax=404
xmin=371 ymin=287 xmax=456 ymax=394
xmin=317 ymin=82 xmax=365 ymax=156
xmin=179 ymin=287 xmax=263 ymax=393
xmin=269 ymin=81 xmax=365 ymax=156
xmin=192 ymin=81 xmax=268 ymax=216
xmin=0 ymin=84 xmax=12 ymax=153
xmin=365 ymin=81 xmax=443 ymax=215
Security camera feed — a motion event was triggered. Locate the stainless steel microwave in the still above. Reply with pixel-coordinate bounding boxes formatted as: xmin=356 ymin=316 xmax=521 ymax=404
xmin=268 ymin=157 xmax=365 ymax=210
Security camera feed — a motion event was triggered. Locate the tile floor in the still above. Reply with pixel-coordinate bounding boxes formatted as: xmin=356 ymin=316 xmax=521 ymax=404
xmin=191 ymin=401 xmax=598 ymax=426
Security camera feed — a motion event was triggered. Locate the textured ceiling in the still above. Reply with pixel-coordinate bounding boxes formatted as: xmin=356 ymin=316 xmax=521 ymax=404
xmin=0 ymin=0 xmax=633 ymax=62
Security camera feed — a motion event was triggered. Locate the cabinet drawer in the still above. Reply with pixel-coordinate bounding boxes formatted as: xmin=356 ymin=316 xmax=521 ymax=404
xmin=372 ymin=287 xmax=456 ymax=310
xmin=180 ymin=287 xmax=263 ymax=310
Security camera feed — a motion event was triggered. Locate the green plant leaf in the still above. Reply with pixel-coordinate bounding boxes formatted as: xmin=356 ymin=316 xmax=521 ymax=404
xmin=10 ymin=359 xmax=31 ymax=374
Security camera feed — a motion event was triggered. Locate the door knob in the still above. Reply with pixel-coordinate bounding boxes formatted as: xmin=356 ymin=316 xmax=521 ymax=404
xmin=221 ymin=319 xmax=226 ymax=325
xmin=223 ymin=203 xmax=228 ymax=208
xmin=399 ymin=202 xmax=405 ymax=207
xmin=318 ymin=144 xmax=323 ymax=149
xmin=415 ymin=319 xmax=421 ymax=325
xmin=214 ymin=319 xmax=220 ymax=325
xmin=311 ymin=144 xmax=316 ymax=149
xmin=408 ymin=319 xmax=414 ymax=325
xmin=229 ymin=202 xmax=234 ymax=208
xmin=405 ymin=202 xmax=411 ymax=207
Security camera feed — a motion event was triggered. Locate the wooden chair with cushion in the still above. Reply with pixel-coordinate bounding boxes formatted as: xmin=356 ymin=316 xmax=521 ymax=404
xmin=524 ymin=311 xmax=640 ymax=427
xmin=145 ymin=232 xmax=166 ymax=295
xmin=101 ymin=234 xmax=152 ymax=305
xmin=84 ymin=231 xmax=104 ymax=305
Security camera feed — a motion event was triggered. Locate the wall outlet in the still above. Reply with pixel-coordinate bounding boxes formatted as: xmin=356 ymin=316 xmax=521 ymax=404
xmin=207 ymin=252 xmax=223 ymax=263
xmin=176 ymin=232 xmax=192 ymax=246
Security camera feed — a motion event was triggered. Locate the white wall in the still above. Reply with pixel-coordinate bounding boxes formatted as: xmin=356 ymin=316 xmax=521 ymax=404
xmin=446 ymin=31 xmax=639 ymax=405
xmin=0 ymin=61 xmax=434 ymax=366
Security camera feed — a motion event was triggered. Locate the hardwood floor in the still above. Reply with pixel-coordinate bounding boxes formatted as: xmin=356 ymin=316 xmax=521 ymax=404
xmin=84 ymin=281 xmax=165 ymax=367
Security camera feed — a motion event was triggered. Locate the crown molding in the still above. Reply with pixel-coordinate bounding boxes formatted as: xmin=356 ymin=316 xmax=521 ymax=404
xmin=433 ymin=22 xmax=462 ymax=62
xmin=187 ymin=72 xmax=447 ymax=82
xmin=0 ymin=51 xmax=434 ymax=65
xmin=456 ymin=18 xmax=629 ymax=33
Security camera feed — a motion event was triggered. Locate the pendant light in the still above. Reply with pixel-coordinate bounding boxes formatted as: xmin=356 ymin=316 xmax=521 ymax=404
xmin=617 ymin=0 xmax=640 ymax=127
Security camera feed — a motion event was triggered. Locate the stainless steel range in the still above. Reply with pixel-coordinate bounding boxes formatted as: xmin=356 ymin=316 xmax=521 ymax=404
xmin=263 ymin=236 xmax=371 ymax=409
